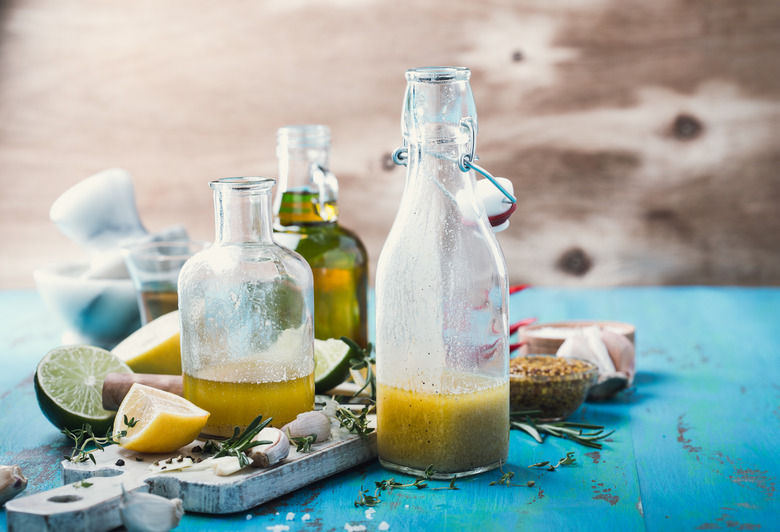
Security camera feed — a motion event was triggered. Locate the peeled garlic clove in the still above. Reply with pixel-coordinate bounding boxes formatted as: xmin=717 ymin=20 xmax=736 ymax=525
xmin=601 ymin=329 xmax=635 ymax=386
xmin=281 ymin=410 xmax=332 ymax=443
xmin=246 ymin=427 xmax=289 ymax=468
xmin=0 ymin=465 xmax=27 ymax=506
xmin=120 ymin=485 xmax=184 ymax=532
xmin=213 ymin=456 xmax=245 ymax=476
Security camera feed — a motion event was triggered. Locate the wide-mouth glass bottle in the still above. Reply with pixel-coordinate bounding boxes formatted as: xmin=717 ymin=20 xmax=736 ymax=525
xmin=179 ymin=177 xmax=315 ymax=437
xmin=375 ymin=67 xmax=510 ymax=478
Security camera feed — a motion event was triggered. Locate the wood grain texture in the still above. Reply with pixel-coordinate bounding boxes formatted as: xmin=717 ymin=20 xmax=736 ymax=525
xmin=1 ymin=0 xmax=778 ymax=288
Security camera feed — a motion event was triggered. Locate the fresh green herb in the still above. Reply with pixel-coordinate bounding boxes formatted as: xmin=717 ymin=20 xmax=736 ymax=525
xmin=430 ymin=478 xmax=459 ymax=491
xmin=62 ymin=417 xmax=137 ymax=464
xmin=202 ymin=415 xmax=272 ymax=468
xmin=335 ymin=404 xmax=375 ymax=440
xmin=291 ymin=434 xmax=317 ymax=453
xmin=354 ymin=487 xmax=381 ymax=507
xmin=422 ymin=464 xmax=436 ymax=480
xmin=489 ymin=462 xmax=533 ymax=487
xmin=529 ymin=452 xmax=577 ymax=471
xmin=511 ymin=411 xmax=614 ymax=449
xmin=73 ymin=480 xmax=93 ymax=488
xmin=375 ymin=477 xmax=428 ymax=491
xmin=342 ymin=337 xmax=376 ymax=400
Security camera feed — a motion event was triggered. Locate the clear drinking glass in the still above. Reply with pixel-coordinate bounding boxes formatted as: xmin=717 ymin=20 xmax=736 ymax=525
xmin=122 ymin=240 xmax=207 ymax=324
xmin=375 ymin=67 xmax=510 ymax=478
xmin=178 ymin=177 xmax=315 ymax=437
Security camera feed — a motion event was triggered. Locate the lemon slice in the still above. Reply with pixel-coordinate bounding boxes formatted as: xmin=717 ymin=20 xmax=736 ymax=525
xmin=314 ymin=338 xmax=354 ymax=394
xmin=112 ymin=311 xmax=181 ymax=375
xmin=114 ymin=383 xmax=209 ymax=453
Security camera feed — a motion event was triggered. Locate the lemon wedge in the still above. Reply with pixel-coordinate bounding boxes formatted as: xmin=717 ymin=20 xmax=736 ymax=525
xmin=114 ymin=383 xmax=209 ymax=453
xmin=112 ymin=311 xmax=181 ymax=375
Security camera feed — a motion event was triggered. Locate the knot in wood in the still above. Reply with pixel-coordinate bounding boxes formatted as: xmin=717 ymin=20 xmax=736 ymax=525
xmin=512 ymin=50 xmax=524 ymax=63
xmin=672 ymin=114 xmax=703 ymax=141
xmin=557 ymin=247 xmax=592 ymax=277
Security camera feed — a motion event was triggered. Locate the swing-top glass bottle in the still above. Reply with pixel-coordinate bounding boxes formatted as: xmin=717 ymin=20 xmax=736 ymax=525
xmin=375 ymin=67 xmax=510 ymax=478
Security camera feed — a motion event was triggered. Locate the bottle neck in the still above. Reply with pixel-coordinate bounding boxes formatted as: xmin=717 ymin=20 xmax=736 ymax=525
xmin=276 ymin=146 xmax=339 ymax=226
xmin=212 ymin=179 xmax=275 ymax=245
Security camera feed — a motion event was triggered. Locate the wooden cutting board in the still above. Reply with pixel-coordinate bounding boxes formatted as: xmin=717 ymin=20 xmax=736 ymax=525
xmin=5 ymin=423 xmax=376 ymax=532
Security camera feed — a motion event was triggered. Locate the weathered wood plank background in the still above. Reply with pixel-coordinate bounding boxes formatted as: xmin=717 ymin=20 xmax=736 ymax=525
xmin=1 ymin=0 xmax=779 ymax=288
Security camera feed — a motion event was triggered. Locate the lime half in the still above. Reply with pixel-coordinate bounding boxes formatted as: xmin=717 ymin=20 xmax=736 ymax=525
xmin=35 ymin=345 xmax=133 ymax=434
xmin=314 ymin=338 xmax=353 ymax=394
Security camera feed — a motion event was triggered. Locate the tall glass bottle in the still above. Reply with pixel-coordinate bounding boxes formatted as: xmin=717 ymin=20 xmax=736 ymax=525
xmin=178 ymin=177 xmax=315 ymax=437
xmin=375 ymin=67 xmax=510 ymax=477
xmin=274 ymin=125 xmax=369 ymax=347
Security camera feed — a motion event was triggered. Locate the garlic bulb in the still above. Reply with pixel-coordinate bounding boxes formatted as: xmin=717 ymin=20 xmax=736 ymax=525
xmin=0 ymin=465 xmax=27 ymax=506
xmin=119 ymin=485 xmax=184 ymax=532
xmin=557 ymin=327 xmax=631 ymax=400
xmin=246 ymin=427 xmax=289 ymax=468
xmin=281 ymin=411 xmax=332 ymax=443
xmin=601 ymin=329 xmax=636 ymax=385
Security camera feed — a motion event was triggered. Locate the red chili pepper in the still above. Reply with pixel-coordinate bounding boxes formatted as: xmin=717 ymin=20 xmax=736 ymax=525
xmin=509 ymin=317 xmax=537 ymax=335
xmin=509 ymin=284 xmax=531 ymax=295
xmin=509 ymin=341 xmax=526 ymax=353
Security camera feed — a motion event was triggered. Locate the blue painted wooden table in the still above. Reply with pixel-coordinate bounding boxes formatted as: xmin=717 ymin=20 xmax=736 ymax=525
xmin=1 ymin=287 xmax=778 ymax=531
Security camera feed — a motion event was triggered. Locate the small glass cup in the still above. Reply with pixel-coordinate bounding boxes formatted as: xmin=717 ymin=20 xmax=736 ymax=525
xmin=122 ymin=240 xmax=208 ymax=324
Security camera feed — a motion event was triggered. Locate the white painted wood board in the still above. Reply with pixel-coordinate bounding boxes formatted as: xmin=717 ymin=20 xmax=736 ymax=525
xmin=5 ymin=426 xmax=377 ymax=531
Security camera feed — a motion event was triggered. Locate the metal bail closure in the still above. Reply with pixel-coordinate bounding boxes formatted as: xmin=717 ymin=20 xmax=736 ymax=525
xmin=458 ymin=118 xmax=516 ymax=204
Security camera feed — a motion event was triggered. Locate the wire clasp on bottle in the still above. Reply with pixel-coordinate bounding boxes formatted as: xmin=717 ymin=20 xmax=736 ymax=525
xmin=391 ymin=118 xmax=516 ymax=204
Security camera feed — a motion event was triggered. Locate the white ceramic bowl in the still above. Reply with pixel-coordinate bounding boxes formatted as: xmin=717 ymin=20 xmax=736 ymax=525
xmin=33 ymin=261 xmax=142 ymax=349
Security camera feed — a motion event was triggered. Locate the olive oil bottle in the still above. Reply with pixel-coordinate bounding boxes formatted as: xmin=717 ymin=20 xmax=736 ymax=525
xmin=274 ymin=125 xmax=369 ymax=347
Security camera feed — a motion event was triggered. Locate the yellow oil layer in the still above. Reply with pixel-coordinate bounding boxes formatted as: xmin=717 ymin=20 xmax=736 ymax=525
xmin=183 ymin=368 xmax=314 ymax=438
xmin=377 ymin=377 xmax=509 ymax=474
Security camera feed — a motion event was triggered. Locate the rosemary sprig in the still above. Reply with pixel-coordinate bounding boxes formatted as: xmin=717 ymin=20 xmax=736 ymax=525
xmin=62 ymin=415 xmax=138 ymax=464
xmin=342 ymin=336 xmax=376 ymax=400
xmin=335 ymin=404 xmax=375 ymax=440
xmin=510 ymin=411 xmax=614 ymax=449
xmin=291 ymin=434 xmax=317 ymax=453
xmin=203 ymin=415 xmax=272 ymax=468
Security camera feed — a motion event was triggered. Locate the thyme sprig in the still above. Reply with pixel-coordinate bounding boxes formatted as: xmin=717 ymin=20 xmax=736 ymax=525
xmin=335 ymin=404 xmax=375 ymax=440
xmin=510 ymin=411 xmax=615 ymax=449
xmin=489 ymin=462 xmax=535 ymax=487
xmin=354 ymin=487 xmax=381 ymax=507
xmin=291 ymin=434 xmax=317 ymax=453
xmin=342 ymin=336 xmax=376 ymax=400
xmin=529 ymin=451 xmax=577 ymax=471
xmin=62 ymin=415 xmax=138 ymax=464
xmin=356 ymin=466 xmax=458 ymax=507
xmin=202 ymin=415 xmax=272 ymax=468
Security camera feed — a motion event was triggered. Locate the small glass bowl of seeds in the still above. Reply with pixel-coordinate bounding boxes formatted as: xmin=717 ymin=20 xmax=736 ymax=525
xmin=509 ymin=355 xmax=598 ymax=421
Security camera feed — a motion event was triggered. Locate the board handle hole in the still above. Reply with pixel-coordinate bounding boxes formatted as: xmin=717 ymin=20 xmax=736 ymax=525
xmin=48 ymin=494 xmax=83 ymax=503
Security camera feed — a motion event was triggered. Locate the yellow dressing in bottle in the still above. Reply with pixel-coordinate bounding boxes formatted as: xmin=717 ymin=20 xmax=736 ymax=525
xmin=377 ymin=374 xmax=509 ymax=474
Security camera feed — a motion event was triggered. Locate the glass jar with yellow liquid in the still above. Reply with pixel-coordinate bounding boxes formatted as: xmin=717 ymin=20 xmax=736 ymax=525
xmin=178 ymin=177 xmax=315 ymax=437
xmin=376 ymin=67 xmax=511 ymax=478
xmin=273 ymin=125 xmax=369 ymax=347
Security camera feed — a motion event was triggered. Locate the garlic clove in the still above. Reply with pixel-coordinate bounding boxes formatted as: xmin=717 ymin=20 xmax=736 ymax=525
xmin=246 ymin=427 xmax=290 ymax=468
xmin=0 ymin=465 xmax=27 ymax=506
xmin=281 ymin=411 xmax=332 ymax=443
xmin=601 ymin=329 xmax=636 ymax=386
xmin=213 ymin=456 xmax=245 ymax=476
xmin=120 ymin=484 xmax=184 ymax=532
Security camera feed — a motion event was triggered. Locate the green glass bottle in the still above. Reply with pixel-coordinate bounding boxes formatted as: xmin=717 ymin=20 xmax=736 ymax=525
xmin=274 ymin=125 xmax=369 ymax=347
